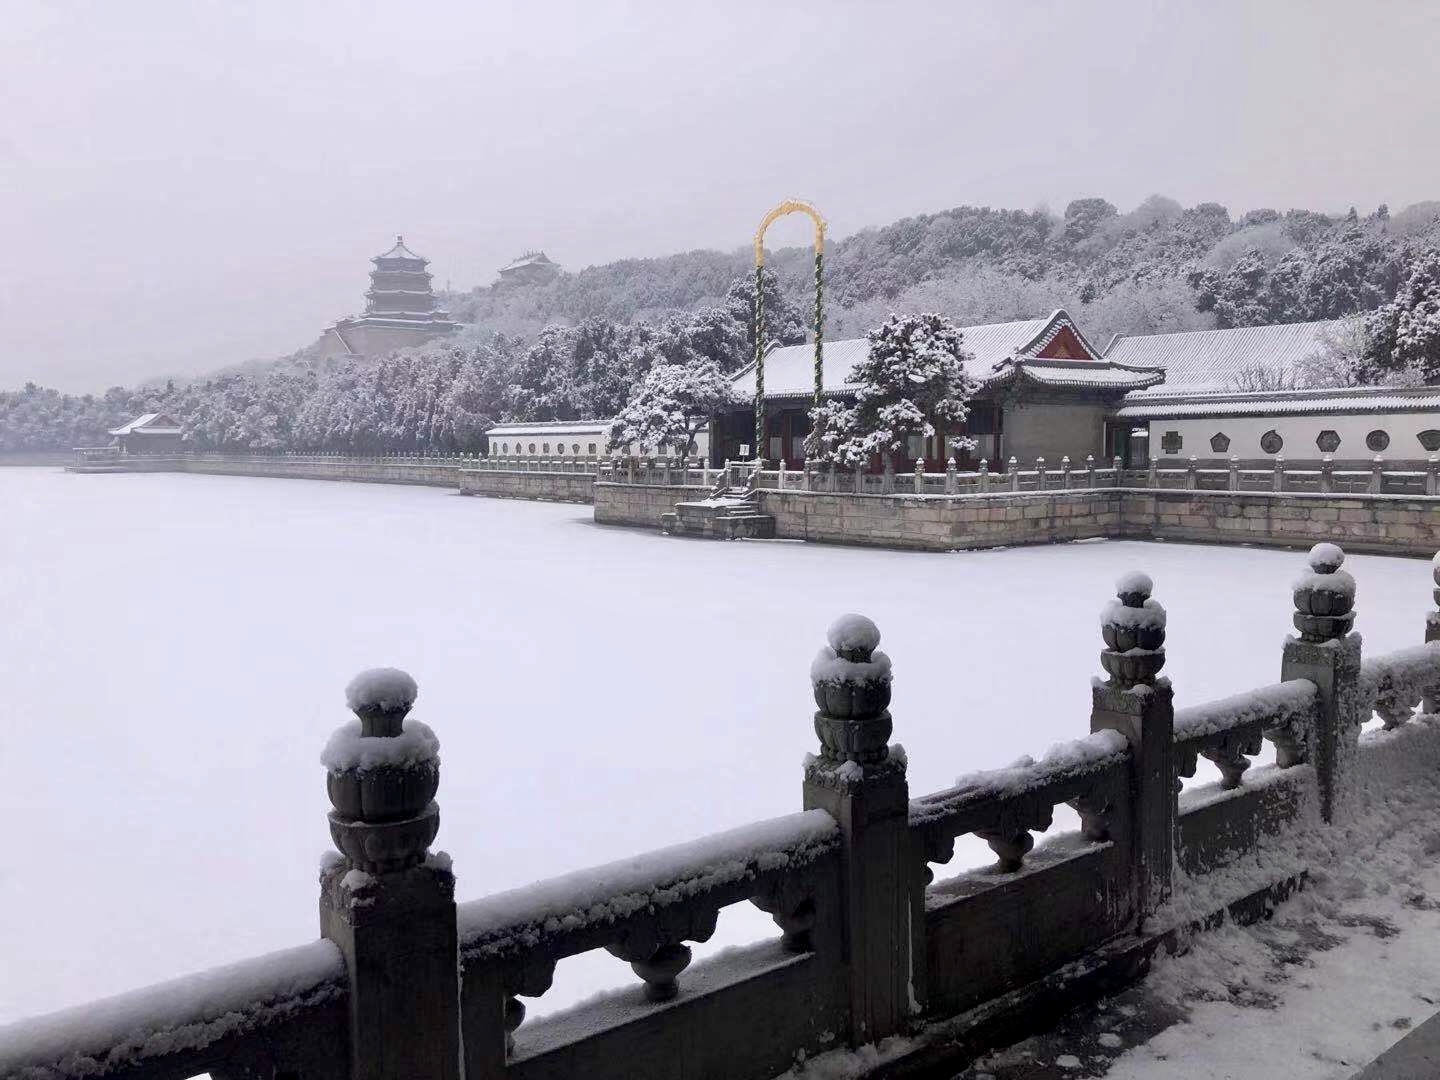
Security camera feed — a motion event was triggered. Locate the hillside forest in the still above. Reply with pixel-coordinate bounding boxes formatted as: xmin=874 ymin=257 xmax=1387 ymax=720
xmin=5 ymin=196 xmax=1440 ymax=453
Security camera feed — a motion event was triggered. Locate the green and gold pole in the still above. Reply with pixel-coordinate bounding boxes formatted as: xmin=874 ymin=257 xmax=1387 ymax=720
xmin=753 ymin=199 xmax=827 ymax=465
xmin=754 ymin=264 xmax=765 ymax=462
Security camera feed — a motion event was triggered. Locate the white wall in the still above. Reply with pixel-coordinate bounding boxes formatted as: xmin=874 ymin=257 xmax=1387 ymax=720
xmin=490 ymin=428 xmax=710 ymax=460
xmin=1148 ymin=412 xmax=1440 ymax=461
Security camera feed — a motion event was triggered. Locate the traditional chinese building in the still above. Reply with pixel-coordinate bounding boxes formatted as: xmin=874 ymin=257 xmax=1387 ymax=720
xmin=319 ymin=236 xmax=457 ymax=359
xmin=717 ymin=310 xmax=1163 ymax=468
xmin=108 ymin=413 xmax=183 ymax=453
xmin=496 ymin=251 xmax=561 ymax=286
xmin=1104 ymin=321 xmax=1440 ymax=464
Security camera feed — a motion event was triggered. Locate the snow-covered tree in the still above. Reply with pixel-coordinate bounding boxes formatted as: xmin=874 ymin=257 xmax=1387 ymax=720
xmin=725 ymin=268 xmax=807 ymax=362
xmin=1355 ymin=253 xmax=1440 ymax=384
xmin=606 ymin=362 xmax=736 ymax=458
xmin=805 ymin=313 xmax=977 ymax=467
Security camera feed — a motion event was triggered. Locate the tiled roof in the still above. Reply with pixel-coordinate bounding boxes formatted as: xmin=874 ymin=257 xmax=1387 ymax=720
xmin=1001 ymin=362 xmax=1164 ymax=390
xmin=374 ymin=236 xmax=425 ymax=263
xmin=108 ymin=413 xmax=181 ymax=436
xmin=1114 ymin=385 xmax=1440 ymax=419
xmin=729 ymin=313 xmax=1104 ymax=401
xmin=1104 ymin=321 xmax=1341 ymax=391
xmin=500 ymin=252 xmax=557 ymax=273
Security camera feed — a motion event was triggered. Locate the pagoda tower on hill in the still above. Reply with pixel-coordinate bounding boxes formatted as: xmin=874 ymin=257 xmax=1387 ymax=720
xmin=319 ymin=236 xmax=458 ymax=358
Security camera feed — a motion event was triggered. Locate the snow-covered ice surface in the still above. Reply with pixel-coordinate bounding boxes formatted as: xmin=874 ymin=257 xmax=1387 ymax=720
xmin=1 ymin=469 xmax=1435 ymax=1029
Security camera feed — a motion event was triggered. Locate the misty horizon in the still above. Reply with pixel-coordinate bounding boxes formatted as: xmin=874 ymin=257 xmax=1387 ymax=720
xmin=4 ymin=0 xmax=1439 ymax=392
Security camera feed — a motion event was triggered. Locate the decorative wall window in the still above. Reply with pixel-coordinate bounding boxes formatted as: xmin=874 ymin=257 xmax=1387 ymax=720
xmin=501 ymin=442 xmax=509 ymax=453
xmin=528 ymin=443 xmax=536 ymax=453
xmin=1367 ymin=429 xmax=1390 ymax=452
xmin=1420 ymin=430 xmax=1440 ymax=452
xmin=1315 ymin=430 xmax=1341 ymax=453
xmin=573 ymin=443 xmax=580 ymax=454
xmin=1210 ymin=432 xmax=1230 ymax=453
xmin=543 ymin=443 xmax=551 ymax=453
xmin=1161 ymin=430 xmax=1182 ymax=454
xmin=1260 ymin=430 xmax=1284 ymax=454
xmin=588 ymin=443 xmax=597 ymax=455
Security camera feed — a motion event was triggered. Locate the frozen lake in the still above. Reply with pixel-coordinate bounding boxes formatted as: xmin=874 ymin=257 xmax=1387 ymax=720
xmin=1 ymin=467 xmax=1432 ymax=1025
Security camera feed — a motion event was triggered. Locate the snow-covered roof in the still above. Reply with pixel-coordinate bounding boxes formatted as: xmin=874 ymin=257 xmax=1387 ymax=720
xmin=1104 ymin=321 xmax=1341 ymax=391
xmin=108 ymin=413 xmax=181 ymax=436
xmin=373 ymin=235 xmax=425 ymax=263
xmin=1114 ymin=384 xmax=1440 ymax=420
xmin=730 ymin=310 xmax=1156 ymax=400
xmin=499 ymin=251 xmax=557 ymax=273
xmin=486 ymin=420 xmax=612 ymax=437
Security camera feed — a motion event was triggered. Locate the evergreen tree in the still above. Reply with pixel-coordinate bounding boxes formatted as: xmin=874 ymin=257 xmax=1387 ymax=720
xmin=805 ymin=313 xmax=977 ymax=467
xmin=1356 ymin=253 xmax=1440 ymax=384
xmin=606 ymin=362 xmax=736 ymax=458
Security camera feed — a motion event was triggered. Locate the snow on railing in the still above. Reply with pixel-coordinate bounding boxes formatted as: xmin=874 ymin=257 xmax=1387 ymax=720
xmin=908 ymin=729 xmax=1130 ymax=834
xmin=1360 ymin=641 xmax=1440 ymax=729
xmin=1173 ymin=680 xmax=1318 ymax=744
xmin=456 ymin=809 xmax=839 ymax=961
xmin=0 ymin=940 xmax=345 ymax=1080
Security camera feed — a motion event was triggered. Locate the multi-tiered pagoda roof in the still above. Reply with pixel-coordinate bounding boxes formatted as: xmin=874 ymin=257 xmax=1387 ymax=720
xmin=321 ymin=235 xmax=458 ymax=357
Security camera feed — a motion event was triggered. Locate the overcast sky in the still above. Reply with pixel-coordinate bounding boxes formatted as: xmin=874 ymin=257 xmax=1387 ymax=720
xmin=2 ymin=0 xmax=1437 ymax=392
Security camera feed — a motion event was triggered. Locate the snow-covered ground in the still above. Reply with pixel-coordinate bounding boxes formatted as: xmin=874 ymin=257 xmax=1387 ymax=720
xmin=1 ymin=469 xmax=1435 ymax=1029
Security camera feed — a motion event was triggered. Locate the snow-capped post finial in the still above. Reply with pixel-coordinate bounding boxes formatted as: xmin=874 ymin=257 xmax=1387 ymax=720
xmin=323 ymin=667 xmax=440 ymax=873
xmin=810 ymin=614 xmax=895 ymax=767
xmin=1100 ymin=571 xmax=1166 ymax=688
xmin=1292 ymin=542 xmax=1356 ymax=643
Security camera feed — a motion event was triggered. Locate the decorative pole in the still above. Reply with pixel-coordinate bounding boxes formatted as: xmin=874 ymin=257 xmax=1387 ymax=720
xmin=754 ymin=199 xmax=827 ymax=463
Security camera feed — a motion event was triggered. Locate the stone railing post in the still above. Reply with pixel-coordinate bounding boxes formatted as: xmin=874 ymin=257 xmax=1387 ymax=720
xmin=1273 ymin=455 xmax=1285 ymax=492
xmin=1091 ymin=573 xmax=1174 ymax=924
xmin=803 ymin=458 xmax=813 ymax=492
xmin=1060 ymin=455 xmax=1072 ymax=489
xmin=882 ymin=456 xmax=894 ymax=495
xmin=853 ymin=464 xmax=864 ymax=494
xmin=1035 ymin=456 xmax=1047 ymax=491
xmin=913 ymin=457 xmax=925 ymax=495
xmin=1280 ymin=543 xmax=1362 ymax=823
xmin=1422 ymin=553 xmax=1440 ymax=716
xmin=805 ymin=615 xmax=921 ymax=1045
xmin=1186 ymin=455 xmax=1198 ymax=490
xmin=1370 ymin=456 xmax=1384 ymax=495
xmin=1228 ymin=455 xmax=1240 ymax=491
xmin=1427 ymin=456 xmax=1438 ymax=496
xmin=1147 ymin=457 xmax=1158 ymax=489
xmin=701 ymin=459 xmax=710 ymax=487
xmin=1008 ymin=457 xmax=1020 ymax=492
xmin=1319 ymin=456 xmax=1334 ymax=494
xmin=321 ymin=669 xmax=460 ymax=1080
xmin=1086 ymin=454 xmax=1096 ymax=488
xmin=946 ymin=457 xmax=958 ymax=495
xmin=976 ymin=458 xmax=989 ymax=494
xmin=778 ymin=459 xmax=787 ymax=491
xmin=1112 ymin=455 xmax=1123 ymax=485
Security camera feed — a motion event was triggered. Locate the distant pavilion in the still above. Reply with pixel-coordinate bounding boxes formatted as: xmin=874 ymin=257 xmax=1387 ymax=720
xmin=320 ymin=236 xmax=457 ymax=359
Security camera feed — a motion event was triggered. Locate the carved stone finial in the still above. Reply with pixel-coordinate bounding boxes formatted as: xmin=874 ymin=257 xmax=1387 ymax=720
xmin=324 ymin=667 xmax=440 ymax=873
xmin=1100 ymin=571 xmax=1166 ymax=688
xmin=810 ymin=614 xmax=893 ymax=765
xmin=1292 ymin=543 xmax=1356 ymax=643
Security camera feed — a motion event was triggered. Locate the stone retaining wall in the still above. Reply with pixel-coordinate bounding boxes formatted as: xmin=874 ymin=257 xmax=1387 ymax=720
xmin=182 ymin=457 xmax=461 ymax=487
xmin=761 ymin=489 xmax=1124 ymax=551
xmin=458 ymin=469 xmax=595 ymax=503
xmin=1130 ymin=490 xmax=1440 ymax=558
xmin=0 ymin=451 xmax=73 ymax=466
xmin=594 ymin=483 xmax=1440 ymax=556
